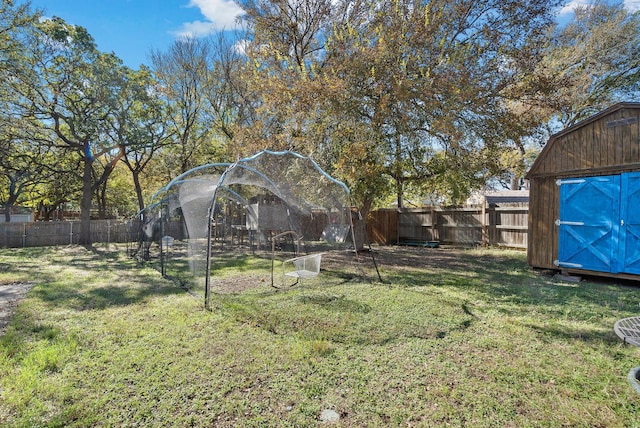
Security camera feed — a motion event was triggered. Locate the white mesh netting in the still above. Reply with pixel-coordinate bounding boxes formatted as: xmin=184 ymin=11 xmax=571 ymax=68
xmin=131 ymin=150 xmax=378 ymax=306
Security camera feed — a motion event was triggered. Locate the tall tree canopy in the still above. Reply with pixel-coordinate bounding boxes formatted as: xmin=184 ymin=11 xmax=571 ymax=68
xmin=9 ymin=17 xmax=129 ymax=243
xmin=542 ymin=0 xmax=640 ymax=127
xmin=0 ymin=0 xmax=42 ymax=220
xmin=151 ymin=37 xmax=226 ymax=180
xmin=493 ymin=1 xmax=640 ymax=191
xmin=111 ymin=65 xmax=173 ymax=212
xmin=235 ymin=0 xmax=563 ymax=209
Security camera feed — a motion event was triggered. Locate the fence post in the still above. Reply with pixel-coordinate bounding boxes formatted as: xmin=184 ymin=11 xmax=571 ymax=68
xmin=431 ymin=206 xmax=437 ymax=242
xmin=396 ymin=208 xmax=400 ymax=244
xmin=69 ymin=222 xmax=73 ymax=245
xmin=22 ymin=223 xmax=26 ymax=248
xmin=482 ymin=202 xmax=488 ymax=247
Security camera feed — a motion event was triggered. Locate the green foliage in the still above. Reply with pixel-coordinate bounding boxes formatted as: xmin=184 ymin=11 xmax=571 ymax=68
xmin=0 ymin=129 xmax=45 ymax=209
xmin=110 ymin=65 xmax=174 ymax=211
xmin=543 ymin=1 xmax=640 ymax=127
xmin=0 ymin=3 xmax=45 ymax=217
xmin=0 ymin=0 xmax=38 ymax=76
xmin=102 ymin=163 xmax=138 ymax=217
xmin=150 ymin=38 xmax=226 ymax=178
xmin=4 ymin=16 xmax=130 ymax=238
xmin=413 ymin=151 xmax=486 ymax=205
xmin=235 ymin=0 xmax=565 ymax=208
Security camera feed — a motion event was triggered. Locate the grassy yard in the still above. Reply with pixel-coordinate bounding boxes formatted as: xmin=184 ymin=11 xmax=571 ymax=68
xmin=0 ymin=245 xmax=639 ymax=427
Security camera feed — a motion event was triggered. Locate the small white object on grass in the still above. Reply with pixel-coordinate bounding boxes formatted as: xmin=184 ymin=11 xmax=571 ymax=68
xmin=320 ymin=409 xmax=340 ymax=423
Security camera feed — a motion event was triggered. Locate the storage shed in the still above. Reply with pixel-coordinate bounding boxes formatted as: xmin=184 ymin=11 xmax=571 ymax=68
xmin=526 ymin=102 xmax=640 ymax=279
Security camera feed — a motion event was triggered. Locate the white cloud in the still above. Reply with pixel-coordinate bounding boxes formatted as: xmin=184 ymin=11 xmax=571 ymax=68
xmin=558 ymin=0 xmax=640 ymax=16
xmin=173 ymin=0 xmax=244 ymax=38
xmin=233 ymin=39 xmax=250 ymax=55
xmin=556 ymin=0 xmax=589 ymax=17
xmin=624 ymin=0 xmax=640 ymax=12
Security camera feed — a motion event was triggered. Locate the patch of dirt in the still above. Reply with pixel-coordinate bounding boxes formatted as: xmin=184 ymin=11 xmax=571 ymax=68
xmin=213 ymin=274 xmax=272 ymax=293
xmin=372 ymin=245 xmax=476 ymax=271
xmin=0 ymin=282 xmax=35 ymax=335
xmin=210 ymin=245 xmax=480 ymax=293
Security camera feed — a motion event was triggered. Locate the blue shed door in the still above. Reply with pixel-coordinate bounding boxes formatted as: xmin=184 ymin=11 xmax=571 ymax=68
xmin=618 ymin=172 xmax=640 ymax=274
xmin=557 ymin=175 xmax=620 ymax=273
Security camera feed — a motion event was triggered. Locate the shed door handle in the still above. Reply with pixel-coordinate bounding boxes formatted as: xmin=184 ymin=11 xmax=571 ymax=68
xmin=555 ymin=220 xmax=584 ymax=226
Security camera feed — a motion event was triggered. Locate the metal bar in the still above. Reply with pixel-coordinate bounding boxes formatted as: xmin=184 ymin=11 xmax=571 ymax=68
xmin=554 ymin=260 xmax=583 ymax=268
xmin=555 ymin=220 xmax=585 ymax=226
xmin=556 ymin=179 xmax=585 ymax=186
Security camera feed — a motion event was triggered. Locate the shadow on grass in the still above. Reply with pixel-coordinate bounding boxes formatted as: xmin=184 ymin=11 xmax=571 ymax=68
xmin=303 ymin=294 xmax=372 ymax=314
xmin=0 ymin=300 xmax=73 ymax=361
xmin=377 ymin=246 xmax=640 ymax=346
xmin=217 ymin=286 xmax=476 ymax=346
xmin=523 ymin=321 xmax=622 ymax=345
xmin=315 ymin=268 xmax=370 ymax=286
xmin=24 ymin=245 xmax=186 ymax=312
xmin=382 ymin=247 xmax=639 ymax=312
xmin=33 ymin=282 xmax=182 ymax=312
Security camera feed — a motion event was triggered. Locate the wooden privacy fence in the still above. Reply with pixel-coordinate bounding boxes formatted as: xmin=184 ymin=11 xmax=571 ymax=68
xmin=0 ymin=219 xmax=184 ymax=248
xmin=366 ymin=203 xmax=528 ymax=249
xmin=0 ymin=220 xmax=136 ymax=248
xmin=1 ymin=206 xmax=528 ymax=249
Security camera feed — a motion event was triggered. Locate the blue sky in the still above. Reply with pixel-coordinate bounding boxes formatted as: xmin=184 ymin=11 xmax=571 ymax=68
xmin=28 ymin=0 xmax=245 ymax=68
xmin=26 ymin=0 xmax=640 ymax=70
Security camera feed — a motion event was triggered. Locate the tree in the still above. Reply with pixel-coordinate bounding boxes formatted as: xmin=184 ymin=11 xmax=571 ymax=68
xmin=542 ymin=1 xmax=640 ymax=128
xmin=0 ymin=120 xmax=53 ymax=221
xmin=491 ymin=1 xmax=640 ymax=190
xmin=31 ymin=150 xmax=82 ymax=221
xmin=11 ymin=17 xmax=128 ymax=243
xmin=235 ymin=0 xmax=563 ymax=208
xmin=204 ymin=31 xmax=257 ymax=151
xmin=95 ymin=161 xmax=138 ymax=218
xmin=0 ymin=2 xmax=48 ymax=221
xmin=233 ymin=0 xmax=336 ymax=156
xmin=111 ymin=66 xmax=173 ymax=212
xmin=151 ymin=37 xmax=224 ymax=180
xmin=0 ymin=0 xmax=38 ymax=68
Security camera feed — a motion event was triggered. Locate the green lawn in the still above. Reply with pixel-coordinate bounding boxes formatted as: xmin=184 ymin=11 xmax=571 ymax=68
xmin=1 ymin=245 xmax=639 ymax=427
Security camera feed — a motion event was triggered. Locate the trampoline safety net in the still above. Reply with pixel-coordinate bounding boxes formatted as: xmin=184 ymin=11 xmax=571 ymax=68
xmin=130 ymin=150 xmax=378 ymax=308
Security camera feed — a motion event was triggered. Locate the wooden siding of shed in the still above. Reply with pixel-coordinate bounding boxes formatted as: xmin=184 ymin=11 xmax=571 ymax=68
xmin=527 ymin=103 xmax=640 ymax=271
xmin=529 ymin=106 xmax=640 ymax=177
xmin=527 ymin=177 xmax=558 ymax=269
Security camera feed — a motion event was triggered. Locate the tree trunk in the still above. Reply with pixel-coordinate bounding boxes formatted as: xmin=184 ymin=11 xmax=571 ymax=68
xmin=90 ymin=148 xmax=125 ymax=221
xmin=352 ymin=198 xmax=374 ymax=251
xmin=97 ymin=180 xmax=107 ymax=219
xmin=394 ymin=133 xmax=404 ymax=208
xmin=396 ymin=180 xmax=403 ymax=209
xmin=510 ymin=174 xmax=519 ymax=190
xmin=511 ymin=138 xmax=527 ymax=191
xmin=3 ymin=179 xmax=19 ymax=222
xmin=132 ymin=171 xmax=145 ymax=213
xmin=79 ymin=158 xmax=94 ymax=246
